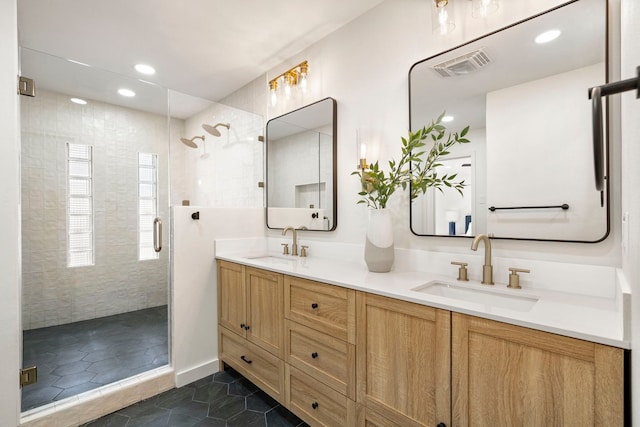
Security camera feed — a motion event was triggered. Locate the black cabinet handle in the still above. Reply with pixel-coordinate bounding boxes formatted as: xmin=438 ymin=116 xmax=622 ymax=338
xmin=311 ymin=352 xmax=318 ymax=359
xmin=311 ymin=401 xmax=319 ymax=410
xmin=311 ymin=303 xmax=318 ymax=309
xmin=240 ymin=323 xmax=245 ymax=329
xmin=245 ymin=325 xmax=250 ymax=330
xmin=240 ymin=355 xmax=252 ymax=364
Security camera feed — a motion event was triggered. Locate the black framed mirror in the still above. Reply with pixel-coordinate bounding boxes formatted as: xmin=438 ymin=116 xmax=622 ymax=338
xmin=409 ymin=0 xmax=609 ymax=242
xmin=266 ymin=97 xmax=337 ymax=231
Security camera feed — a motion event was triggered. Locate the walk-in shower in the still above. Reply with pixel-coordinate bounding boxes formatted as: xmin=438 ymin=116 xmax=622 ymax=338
xmin=19 ymin=47 xmax=170 ymax=412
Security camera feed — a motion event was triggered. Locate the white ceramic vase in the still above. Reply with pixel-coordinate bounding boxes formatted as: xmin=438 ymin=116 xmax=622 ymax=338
xmin=364 ymin=208 xmax=394 ymax=272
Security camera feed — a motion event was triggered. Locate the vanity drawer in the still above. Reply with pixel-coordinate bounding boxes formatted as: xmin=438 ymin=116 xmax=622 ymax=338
xmin=286 ymin=320 xmax=356 ymax=399
xmin=219 ymin=327 xmax=285 ymax=402
xmin=286 ymin=365 xmax=356 ymax=427
xmin=284 ymin=276 xmax=356 ymax=343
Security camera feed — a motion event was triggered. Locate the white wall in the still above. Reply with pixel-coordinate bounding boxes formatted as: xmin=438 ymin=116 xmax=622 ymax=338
xmin=20 ymin=89 xmax=169 ymax=329
xmin=0 ymin=0 xmax=22 ymax=424
xmin=172 ymin=207 xmax=263 ymax=387
xmin=620 ymin=0 xmax=640 ymax=421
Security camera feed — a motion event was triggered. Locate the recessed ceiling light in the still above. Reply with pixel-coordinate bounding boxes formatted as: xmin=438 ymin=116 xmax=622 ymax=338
xmin=535 ymin=29 xmax=561 ymax=44
xmin=442 ymin=115 xmax=454 ymax=122
xmin=134 ymin=64 xmax=156 ymax=75
xmin=70 ymin=98 xmax=87 ymax=105
xmin=118 ymin=88 xmax=136 ymax=97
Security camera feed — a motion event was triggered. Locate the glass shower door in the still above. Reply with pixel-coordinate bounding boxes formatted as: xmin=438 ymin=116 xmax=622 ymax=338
xmin=19 ymin=47 xmax=170 ymax=412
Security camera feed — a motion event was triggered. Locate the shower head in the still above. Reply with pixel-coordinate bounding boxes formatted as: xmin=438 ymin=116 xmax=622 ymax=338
xmin=202 ymin=122 xmax=231 ymax=137
xmin=179 ymin=135 xmax=204 ymax=148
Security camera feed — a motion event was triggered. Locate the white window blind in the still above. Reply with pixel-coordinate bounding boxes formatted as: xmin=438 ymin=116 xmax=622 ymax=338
xmin=67 ymin=143 xmax=94 ymax=267
xmin=138 ymin=153 xmax=159 ymax=260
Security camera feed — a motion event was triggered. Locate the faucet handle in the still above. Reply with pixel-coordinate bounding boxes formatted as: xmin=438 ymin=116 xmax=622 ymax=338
xmin=507 ymin=267 xmax=530 ymax=289
xmin=281 ymin=243 xmax=289 ymax=255
xmin=300 ymin=245 xmax=308 ymax=258
xmin=451 ymin=261 xmax=469 ymax=281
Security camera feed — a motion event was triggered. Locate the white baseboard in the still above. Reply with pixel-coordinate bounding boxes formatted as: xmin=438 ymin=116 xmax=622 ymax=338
xmin=175 ymin=358 xmax=220 ymax=388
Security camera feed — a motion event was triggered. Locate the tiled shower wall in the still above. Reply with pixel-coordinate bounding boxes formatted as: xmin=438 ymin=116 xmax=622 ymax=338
xmin=21 ymin=89 xmax=172 ymax=330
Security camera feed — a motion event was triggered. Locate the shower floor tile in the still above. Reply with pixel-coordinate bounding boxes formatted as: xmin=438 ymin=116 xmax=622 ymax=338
xmin=22 ymin=305 xmax=168 ymax=412
xmin=83 ymin=367 xmax=309 ymax=427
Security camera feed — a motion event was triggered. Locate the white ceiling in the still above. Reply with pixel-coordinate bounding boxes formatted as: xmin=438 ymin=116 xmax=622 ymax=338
xmin=17 ymin=0 xmax=384 ymax=111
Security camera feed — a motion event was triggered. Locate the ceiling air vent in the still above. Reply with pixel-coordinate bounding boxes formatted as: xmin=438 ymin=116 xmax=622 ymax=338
xmin=432 ymin=48 xmax=492 ymax=77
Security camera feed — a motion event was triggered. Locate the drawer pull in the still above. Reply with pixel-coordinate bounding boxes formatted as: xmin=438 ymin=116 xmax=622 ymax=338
xmin=245 ymin=324 xmax=250 ymax=330
xmin=311 ymin=303 xmax=319 ymax=309
xmin=311 ymin=401 xmax=319 ymax=410
xmin=311 ymin=352 xmax=318 ymax=359
xmin=240 ymin=355 xmax=253 ymax=364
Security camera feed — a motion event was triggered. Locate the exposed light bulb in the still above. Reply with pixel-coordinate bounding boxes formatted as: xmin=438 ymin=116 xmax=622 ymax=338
xmin=472 ymin=0 xmax=499 ymax=18
xmin=432 ymin=0 xmax=455 ymax=35
xmin=269 ymin=79 xmax=278 ymax=107
xmin=299 ymin=74 xmax=308 ymax=93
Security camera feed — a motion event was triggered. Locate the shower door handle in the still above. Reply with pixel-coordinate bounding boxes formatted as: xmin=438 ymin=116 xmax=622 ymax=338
xmin=153 ymin=217 xmax=162 ymax=253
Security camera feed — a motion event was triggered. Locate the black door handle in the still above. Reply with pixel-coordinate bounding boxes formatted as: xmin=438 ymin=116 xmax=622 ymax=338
xmin=240 ymin=355 xmax=252 ymax=364
xmin=311 ymin=352 xmax=318 ymax=359
xmin=311 ymin=401 xmax=319 ymax=410
xmin=311 ymin=303 xmax=318 ymax=309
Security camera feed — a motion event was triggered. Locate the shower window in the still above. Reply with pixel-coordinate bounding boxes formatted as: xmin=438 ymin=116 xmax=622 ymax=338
xmin=138 ymin=152 xmax=158 ymax=260
xmin=67 ymin=143 xmax=94 ymax=267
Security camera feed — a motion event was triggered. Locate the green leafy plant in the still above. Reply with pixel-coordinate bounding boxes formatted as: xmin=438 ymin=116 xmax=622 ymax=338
xmin=352 ymin=112 xmax=470 ymax=209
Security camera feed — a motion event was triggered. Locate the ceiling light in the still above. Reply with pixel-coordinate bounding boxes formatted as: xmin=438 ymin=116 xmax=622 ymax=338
xmin=70 ymin=98 xmax=87 ymax=105
xmin=134 ymin=64 xmax=156 ymax=75
xmin=118 ymin=88 xmax=136 ymax=97
xmin=268 ymin=60 xmax=309 ymax=107
xmin=535 ymin=29 xmax=561 ymax=44
xmin=442 ymin=115 xmax=454 ymax=122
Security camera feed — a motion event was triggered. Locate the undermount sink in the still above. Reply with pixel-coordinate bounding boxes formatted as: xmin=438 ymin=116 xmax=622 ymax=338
xmin=412 ymin=281 xmax=539 ymax=312
xmin=244 ymin=255 xmax=298 ymax=265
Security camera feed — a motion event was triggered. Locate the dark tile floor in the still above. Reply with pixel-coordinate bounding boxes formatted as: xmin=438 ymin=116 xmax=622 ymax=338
xmin=82 ymin=367 xmax=308 ymax=427
xmin=22 ymin=305 xmax=168 ymax=411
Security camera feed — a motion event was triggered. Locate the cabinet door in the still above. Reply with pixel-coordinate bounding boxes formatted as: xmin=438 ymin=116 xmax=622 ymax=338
xmin=452 ymin=313 xmax=624 ymax=426
xmin=246 ymin=267 xmax=284 ymax=358
xmin=217 ymin=261 xmax=246 ymax=337
xmin=356 ymin=292 xmax=451 ymax=427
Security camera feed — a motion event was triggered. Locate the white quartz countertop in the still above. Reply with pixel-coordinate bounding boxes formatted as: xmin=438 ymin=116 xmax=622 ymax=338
xmin=216 ymin=251 xmax=630 ymax=349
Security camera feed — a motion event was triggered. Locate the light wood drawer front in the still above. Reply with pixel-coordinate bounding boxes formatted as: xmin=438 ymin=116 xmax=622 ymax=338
xmin=286 ymin=321 xmax=356 ymax=399
xmin=219 ymin=327 xmax=284 ymax=402
xmin=287 ymin=365 xmax=356 ymax=427
xmin=285 ymin=276 xmax=355 ymax=343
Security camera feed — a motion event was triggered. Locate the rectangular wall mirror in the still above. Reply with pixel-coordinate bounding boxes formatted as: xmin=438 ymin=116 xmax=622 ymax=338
xmin=266 ymin=97 xmax=337 ymax=231
xmin=409 ymin=0 xmax=609 ymax=242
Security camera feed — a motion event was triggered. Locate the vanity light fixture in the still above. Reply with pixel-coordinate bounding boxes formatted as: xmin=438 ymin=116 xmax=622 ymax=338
xmin=432 ymin=0 xmax=456 ymax=35
xmin=535 ymin=29 xmax=561 ymax=44
xmin=357 ymin=130 xmax=368 ymax=169
xmin=471 ymin=0 xmax=499 ymax=18
xmin=268 ymin=60 xmax=309 ymax=107
xmin=134 ymin=63 xmax=156 ymax=75
xmin=117 ymin=88 xmax=136 ymax=97
xmin=70 ymin=97 xmax=87 ymax=105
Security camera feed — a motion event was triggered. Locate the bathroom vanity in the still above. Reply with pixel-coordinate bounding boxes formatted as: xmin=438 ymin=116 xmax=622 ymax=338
xmin=216 ymin=251 xmax=627 ymax=426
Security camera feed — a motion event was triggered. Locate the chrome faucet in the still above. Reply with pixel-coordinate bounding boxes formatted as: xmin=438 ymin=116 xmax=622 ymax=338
xmin=471 ymin=234 xmax=494 ymax=285
xmin=282 ymin=226 xmax=298 ymax=256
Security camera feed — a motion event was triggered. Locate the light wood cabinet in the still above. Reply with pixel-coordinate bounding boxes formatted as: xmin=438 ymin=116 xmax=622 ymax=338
xmin=217 ymin=261 xmax=285 ymax=402
xmin=218 ymin=262 xmax=626 ymax=427
xmin=285 ymin=275 xmax=356 ymax=344
xmin=451 ymin=312 xmax=625 ymax=426
xmin=219 ymin=326 xmax=285 ymax=401
xmin=356 ymin=292 xmax=451 ymax=427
